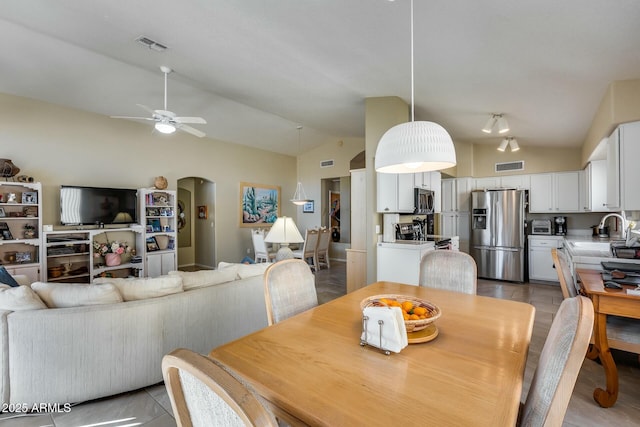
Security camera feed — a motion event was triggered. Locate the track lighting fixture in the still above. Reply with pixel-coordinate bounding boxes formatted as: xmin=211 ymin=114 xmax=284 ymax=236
xmin=482 ymin=114 xmax=510 ymax=134
xmin=498 ymin=137 xmax=519 ymax=152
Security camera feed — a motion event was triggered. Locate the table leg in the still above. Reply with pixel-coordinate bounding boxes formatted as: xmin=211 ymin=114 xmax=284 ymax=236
xmin=592 ymin=312 xmax=618 ymax=408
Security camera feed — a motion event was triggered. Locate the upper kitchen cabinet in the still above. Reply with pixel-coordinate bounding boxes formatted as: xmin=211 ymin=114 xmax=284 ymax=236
xmin=376 ymin=172 xmax=414 ymax=213
xmin=581 ymin=160 xmax=609 ymax=212
xmin=442 ymin=177 xmax=472 ymax=212
xmin=473 ymin=177 xmax=500 ymax=190
xmin=606 ymin=122 xmax=640 ymax=211
xmin=529 ymin=172 xmax=581 ymax=213
xmin=414 ymin=172 xmax=442 ymax=213
xmin=499 ymin=175 xmax=530 ymax=190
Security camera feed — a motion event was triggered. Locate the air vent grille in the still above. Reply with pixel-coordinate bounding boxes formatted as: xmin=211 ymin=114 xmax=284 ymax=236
xmin=135 ymin=36 xmax=168 ymax=52
xmin=320 ymin=159 xmax=335 ymax=168
xmin=495 ymin=161 xmax=525 ymax=172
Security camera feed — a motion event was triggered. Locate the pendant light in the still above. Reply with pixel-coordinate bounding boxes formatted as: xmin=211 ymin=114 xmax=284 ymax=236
xmin=375 ymin=0 xmax=456 ymax=174
xmin=291 ymin=125 xmax=311 ymax=206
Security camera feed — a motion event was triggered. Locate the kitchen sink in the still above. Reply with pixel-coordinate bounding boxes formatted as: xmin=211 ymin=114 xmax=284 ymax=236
xmin=569 ymin=241 xmax=612 ymax=251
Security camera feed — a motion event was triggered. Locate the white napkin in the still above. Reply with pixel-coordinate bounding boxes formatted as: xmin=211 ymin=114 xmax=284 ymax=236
xmin=361 ymin=306 xmax=408 ymax=353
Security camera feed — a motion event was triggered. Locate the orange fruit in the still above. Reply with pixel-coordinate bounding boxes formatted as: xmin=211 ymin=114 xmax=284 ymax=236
xmin=409 ymin=314 xmax=420 ymax=320
xmin=401 ymin=301 xmax=413 ymax=312
xmin=413 ymin=306 xmax=427 ymax=316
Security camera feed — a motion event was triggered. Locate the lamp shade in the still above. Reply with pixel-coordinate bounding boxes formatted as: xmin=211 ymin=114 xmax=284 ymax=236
xmin=155 ymin=121 xmax=176 ymax=134
xmin=482 ymin=116 xmax=497 ymax=134
xmin=497 ymin=139 xmax=509 ymax=152
xmin=509 ymin=138 xmax=520 ymax=152
xmin=375 ymin=121 xmax=457 ymax=173
xmin=264 ymin=216 xmax=304 ymax=244
xmin=497 ymin=116 xmax=510 ymax=134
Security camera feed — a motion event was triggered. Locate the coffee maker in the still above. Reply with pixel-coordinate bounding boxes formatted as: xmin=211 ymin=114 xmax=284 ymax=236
xmin=553 ymin=216 xmax=567 ymax=235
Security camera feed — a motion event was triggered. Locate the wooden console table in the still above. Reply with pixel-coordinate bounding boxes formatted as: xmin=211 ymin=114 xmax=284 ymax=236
xmin=576 ymin=268 xmax=640 ymax=408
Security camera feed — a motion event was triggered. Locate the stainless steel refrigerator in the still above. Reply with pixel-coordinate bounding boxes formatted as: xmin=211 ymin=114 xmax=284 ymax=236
xmin=471 ymin=189 xmax=525 ymax=282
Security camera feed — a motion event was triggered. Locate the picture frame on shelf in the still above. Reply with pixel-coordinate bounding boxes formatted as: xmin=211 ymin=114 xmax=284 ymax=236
xmin=0 ymin=208 xmax=4 ymax=218
xmin=23 ymin=206 xmax=37 ymax=217
xmin=146 ymin=224 xmax=153 ymax=233
xmin=147 ymin=207 xmax=160 ymax=217
xmin=239 ymin=182 xmax=280 ymax=227
xmin=148 ymin=218 xmax=161 ymax=232
xmin=21 ymin=192 xmax=37 ymax=204
xmin=0 ymin=222 xmax=12 ymax=240
xmin=303 ymin=201 xmax=314 ymax=213
xmin=15 ymin=252 xmax=32 ymax=263
xmin=146 ymin=236 xmax=159 ymax=252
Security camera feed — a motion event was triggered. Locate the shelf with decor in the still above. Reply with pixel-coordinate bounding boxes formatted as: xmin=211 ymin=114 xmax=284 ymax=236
xmin=90 ymin=227 xmax=144 ymax=281
xmin=42 ymin=231 xmax=91 ymax=283
xmin=0 ymin=182 xmax=42 ymax=283
xmin=138 ymin=188 xmax=177 ymax=277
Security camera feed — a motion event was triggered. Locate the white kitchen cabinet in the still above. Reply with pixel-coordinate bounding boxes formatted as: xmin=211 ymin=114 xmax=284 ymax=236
xmin=529 ymin=172 xmax=581 ymax=213
xmin=441 ymin=212 xmax=470 ymax=253
xmin=528 ymin=235 xmax=564 ymax=283
xmin=377 ymin=242 xmax=434 ymax=285
xmin=606 ymin=122 xmax=640 ymax=211
xmin=350 ymin=169 xmax=366 ymax=250
xmin=441 ymin=177 xmax=472 ymax=213
xmin=499 ymin=175 xmax=530 ymax=190
xmin=581 ymin=160 xmax=609 ymax=212
xmin=474 ymin=177 xmax=499 ymax=190
xmin=376 ymin=173 xmax=414 ymax=213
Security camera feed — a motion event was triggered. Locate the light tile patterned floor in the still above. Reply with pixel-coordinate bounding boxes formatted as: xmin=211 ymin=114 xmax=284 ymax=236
xmin=1 ymin=263 xmax=639 ymax=426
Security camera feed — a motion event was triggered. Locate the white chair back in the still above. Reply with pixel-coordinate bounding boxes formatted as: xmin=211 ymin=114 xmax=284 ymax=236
xmin=292 ymin=229 xmax=320 ymax=270
xmin=252 ymin=229 xmax=275 ymax=263
xmin=316 ymin=228 xmax=332 ymax=269
xmin=419 ymin=250 xmax=477 ymax=294
xmin=551 ymin=248 xmax=577 ymax=299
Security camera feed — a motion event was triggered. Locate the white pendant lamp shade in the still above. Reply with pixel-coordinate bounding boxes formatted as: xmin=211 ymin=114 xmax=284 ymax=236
xmin=291 ymin=181 xmax=309 ymax=206
xmin=375 ymin=121 xmax=457 ymax=173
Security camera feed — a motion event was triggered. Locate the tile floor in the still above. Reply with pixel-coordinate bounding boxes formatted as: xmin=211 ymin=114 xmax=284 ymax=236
xmin=1 ymin=262 xmax=639 ymax=426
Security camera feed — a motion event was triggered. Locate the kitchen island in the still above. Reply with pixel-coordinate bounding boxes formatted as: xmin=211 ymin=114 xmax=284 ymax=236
xmin=377 ymin=236 xmax=459 ymax=285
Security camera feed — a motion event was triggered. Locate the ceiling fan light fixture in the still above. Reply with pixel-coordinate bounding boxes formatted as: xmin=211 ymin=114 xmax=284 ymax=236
xmin=375 ymin=0 xmax=456 ymax=174
xmin=155 ymin=121 xmax=176 ymax=134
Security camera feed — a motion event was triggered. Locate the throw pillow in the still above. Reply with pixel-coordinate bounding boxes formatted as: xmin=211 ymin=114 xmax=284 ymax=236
xmin=0 ymin=266 xmax=20 ymax=287
xmin=0 ymin=284 xmax=47 ymax=311
xmin=217 ymin=262 xmax=241 ymax=279
xmin=168 ymin=269 xmax=237 ymax=291
xmin=93 ymin=275 xmax=183 ymax=301
xmin=31 ymin=282 xmax=123 ymax=308
xmin=236 ymin=262 xmax=272 ymax=279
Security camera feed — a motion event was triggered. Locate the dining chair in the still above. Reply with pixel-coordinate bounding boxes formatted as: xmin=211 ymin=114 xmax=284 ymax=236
xmin=291 ymin=229 xmax=320 ymax=271
xmin=551 ymin=248 xmax=577 ymax=299
xmin=252 ymin=229 xmax=276 ymax=263
xmin=162 ymin=348 xmax=279 ymax=427
xmin=418 ymin=250 xmax=477 ymax=294
xmin=518 ymin=295 xmax=594 ymax=427
xmin=263 ymin=258 xmax=318 ymax=325
xmin=315 ymin=227 xmax=331 ymax=270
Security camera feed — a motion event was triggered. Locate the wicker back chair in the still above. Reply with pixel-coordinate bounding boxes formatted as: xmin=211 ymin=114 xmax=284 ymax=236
xmin=551 ymin=248 xmax=577 ymax=299
xmin=419 ymin=250 xmax=477 ymax=294
xmin=292 ymin=229 xmax=320 ymax=271
xmin=162 ymin=348 xmax=278 ymax=427
xmin=263 ymin=258 xmax=318 ymax=325
xmin=315 ymin=228 xmax=332 ymax=270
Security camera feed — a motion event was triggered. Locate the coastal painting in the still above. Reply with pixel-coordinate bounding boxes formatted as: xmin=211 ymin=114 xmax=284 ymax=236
xmin=240 ymin=182 xmax=280 ymax=227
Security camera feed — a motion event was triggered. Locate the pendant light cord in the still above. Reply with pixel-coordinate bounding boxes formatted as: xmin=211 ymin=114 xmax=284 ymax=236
xmin=410 ymin=0 xmax=415 ymax=122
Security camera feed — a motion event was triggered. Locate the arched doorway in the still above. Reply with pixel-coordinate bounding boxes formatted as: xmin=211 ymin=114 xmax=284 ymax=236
xmin=177 ymin=177 xmax=216 ymax=270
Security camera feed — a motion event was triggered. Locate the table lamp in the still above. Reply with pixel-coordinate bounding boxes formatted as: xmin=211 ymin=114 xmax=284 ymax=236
xmin=264 ymin=216 xmax=304 ymax=261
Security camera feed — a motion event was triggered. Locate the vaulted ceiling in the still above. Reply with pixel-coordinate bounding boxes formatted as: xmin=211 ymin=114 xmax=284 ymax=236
xmin=1 ymin=0 xmax=639 ymax=155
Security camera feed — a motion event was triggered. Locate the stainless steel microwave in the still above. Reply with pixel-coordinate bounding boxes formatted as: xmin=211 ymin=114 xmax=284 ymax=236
xmin=414 ymin=188 xmax=434 ymax=214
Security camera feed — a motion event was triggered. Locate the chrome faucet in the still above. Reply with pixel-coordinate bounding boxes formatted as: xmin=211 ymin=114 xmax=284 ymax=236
xmin=598 ymin=213 xmax=630 ymax=240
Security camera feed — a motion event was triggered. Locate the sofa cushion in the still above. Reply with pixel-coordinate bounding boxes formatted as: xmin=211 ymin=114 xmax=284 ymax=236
xmin=31 ymin=282 xmax=123 ymax=308
xmin=94 ymin=276 xmax=183 ymax=301
xmin=218 ymin=262 xmax=271 ymax=279
xmin=0 ymin=284 xmax=47 ymax=311
xmin=0 ymin=266 xmax=20 ymax=287
xmin=168 ymin=269 xmax=237 ymax=290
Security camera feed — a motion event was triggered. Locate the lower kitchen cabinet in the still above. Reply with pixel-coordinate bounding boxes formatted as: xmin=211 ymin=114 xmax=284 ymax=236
xmin=146 ymin=251 xmax=176 ymax=278
xmin=528 ymin=235 xmax=564 ymax=282
xmin=377 ymin=242 xmax=434 ymax=285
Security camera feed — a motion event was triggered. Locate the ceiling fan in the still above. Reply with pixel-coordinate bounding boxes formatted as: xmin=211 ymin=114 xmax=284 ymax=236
xmin=111 ymin=65 xmax=207 ymax=137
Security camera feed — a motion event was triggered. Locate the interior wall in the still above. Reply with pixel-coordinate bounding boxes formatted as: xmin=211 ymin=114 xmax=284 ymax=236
xmin=177 ymin=180 xmax=195 ymax=267
xmin=194 ymin=179 xmax=215 ymax=268
xmin=0 ymin=92 xmax=297 ymax=263
xmin=472 ymin=144 xmax=583 ymax=177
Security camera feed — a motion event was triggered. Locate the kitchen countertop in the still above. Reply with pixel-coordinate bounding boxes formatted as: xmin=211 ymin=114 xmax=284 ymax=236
xmin=564 ymin=234 xmax=640 ymax=266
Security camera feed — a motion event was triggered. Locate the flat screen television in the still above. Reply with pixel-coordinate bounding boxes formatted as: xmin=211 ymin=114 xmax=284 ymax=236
xmin=60 ymin=185 xmax=138 ymax=226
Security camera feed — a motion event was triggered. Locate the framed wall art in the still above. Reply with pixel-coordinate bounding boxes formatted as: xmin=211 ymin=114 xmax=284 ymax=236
xmin=303 ymin=200 xmax=314 ymax=213
xmin=197 ymin=205 xmax=208 ymax=219
xmin=239 ymin=182 xmax=280 ymax=227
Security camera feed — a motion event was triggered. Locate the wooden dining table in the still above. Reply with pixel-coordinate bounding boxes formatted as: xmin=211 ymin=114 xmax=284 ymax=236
xmin=209 ymin=281 xmax=535 ymax=426
xmin=576 ymin=268 xmax=640 ymax=408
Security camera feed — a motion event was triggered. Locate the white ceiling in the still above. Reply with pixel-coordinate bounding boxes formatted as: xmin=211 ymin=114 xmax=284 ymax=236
xmin=1 ymin=0 xmax=639 ymax=156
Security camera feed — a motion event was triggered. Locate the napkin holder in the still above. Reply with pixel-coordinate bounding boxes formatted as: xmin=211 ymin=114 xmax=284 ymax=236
xmin=360 ymin=306 xmax=408 ymax=355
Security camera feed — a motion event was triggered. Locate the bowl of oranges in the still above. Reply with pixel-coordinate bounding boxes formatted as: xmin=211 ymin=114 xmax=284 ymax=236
xmin=360 ymin=294 xmax=441 ymax=332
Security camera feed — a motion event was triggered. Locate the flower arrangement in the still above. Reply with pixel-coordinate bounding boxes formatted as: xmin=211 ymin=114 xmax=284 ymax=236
xmin=93 ymin=240 xmax=130 ymax=257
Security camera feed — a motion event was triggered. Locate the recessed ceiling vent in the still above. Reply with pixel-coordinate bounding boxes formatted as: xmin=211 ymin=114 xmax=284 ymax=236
xmin=320 ymin=159 xmax=335 ymax=168
xmin=135 ymin=36 xmax=168 ymax=52
xmin=495 ymin=161 xmax=525 ymax=173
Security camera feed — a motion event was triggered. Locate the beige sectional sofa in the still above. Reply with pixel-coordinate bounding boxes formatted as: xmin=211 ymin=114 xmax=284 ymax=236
xmin=0 ymin=262 xmax=271 ymax=406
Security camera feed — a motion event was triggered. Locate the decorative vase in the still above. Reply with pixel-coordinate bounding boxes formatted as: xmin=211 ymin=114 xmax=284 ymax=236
xmin=332 ymin=228 xmax=340 ymax=242
xmin=105 ymin=253 xmax=122 ymax=267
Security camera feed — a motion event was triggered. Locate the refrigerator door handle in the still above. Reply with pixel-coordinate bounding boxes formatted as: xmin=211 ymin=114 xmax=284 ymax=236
xmin=474 ymin=246 xmax=521 ymax=252
xmin=474 ymin=246 xmax=496 ymax=251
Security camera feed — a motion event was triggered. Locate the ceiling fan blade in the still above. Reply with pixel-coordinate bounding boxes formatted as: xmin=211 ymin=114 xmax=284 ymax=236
xmin=110 ymin=115 xmax=155 ymax=121
xmin=136 ymin=104 xmax=156 ymax=114
xmin=154 ymin=109 xmax=176 ymax=118
xmin=174 ymin=116 xmax=207 ymax=124
xmin=177 ymin=124 xmax=206 ymax=138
